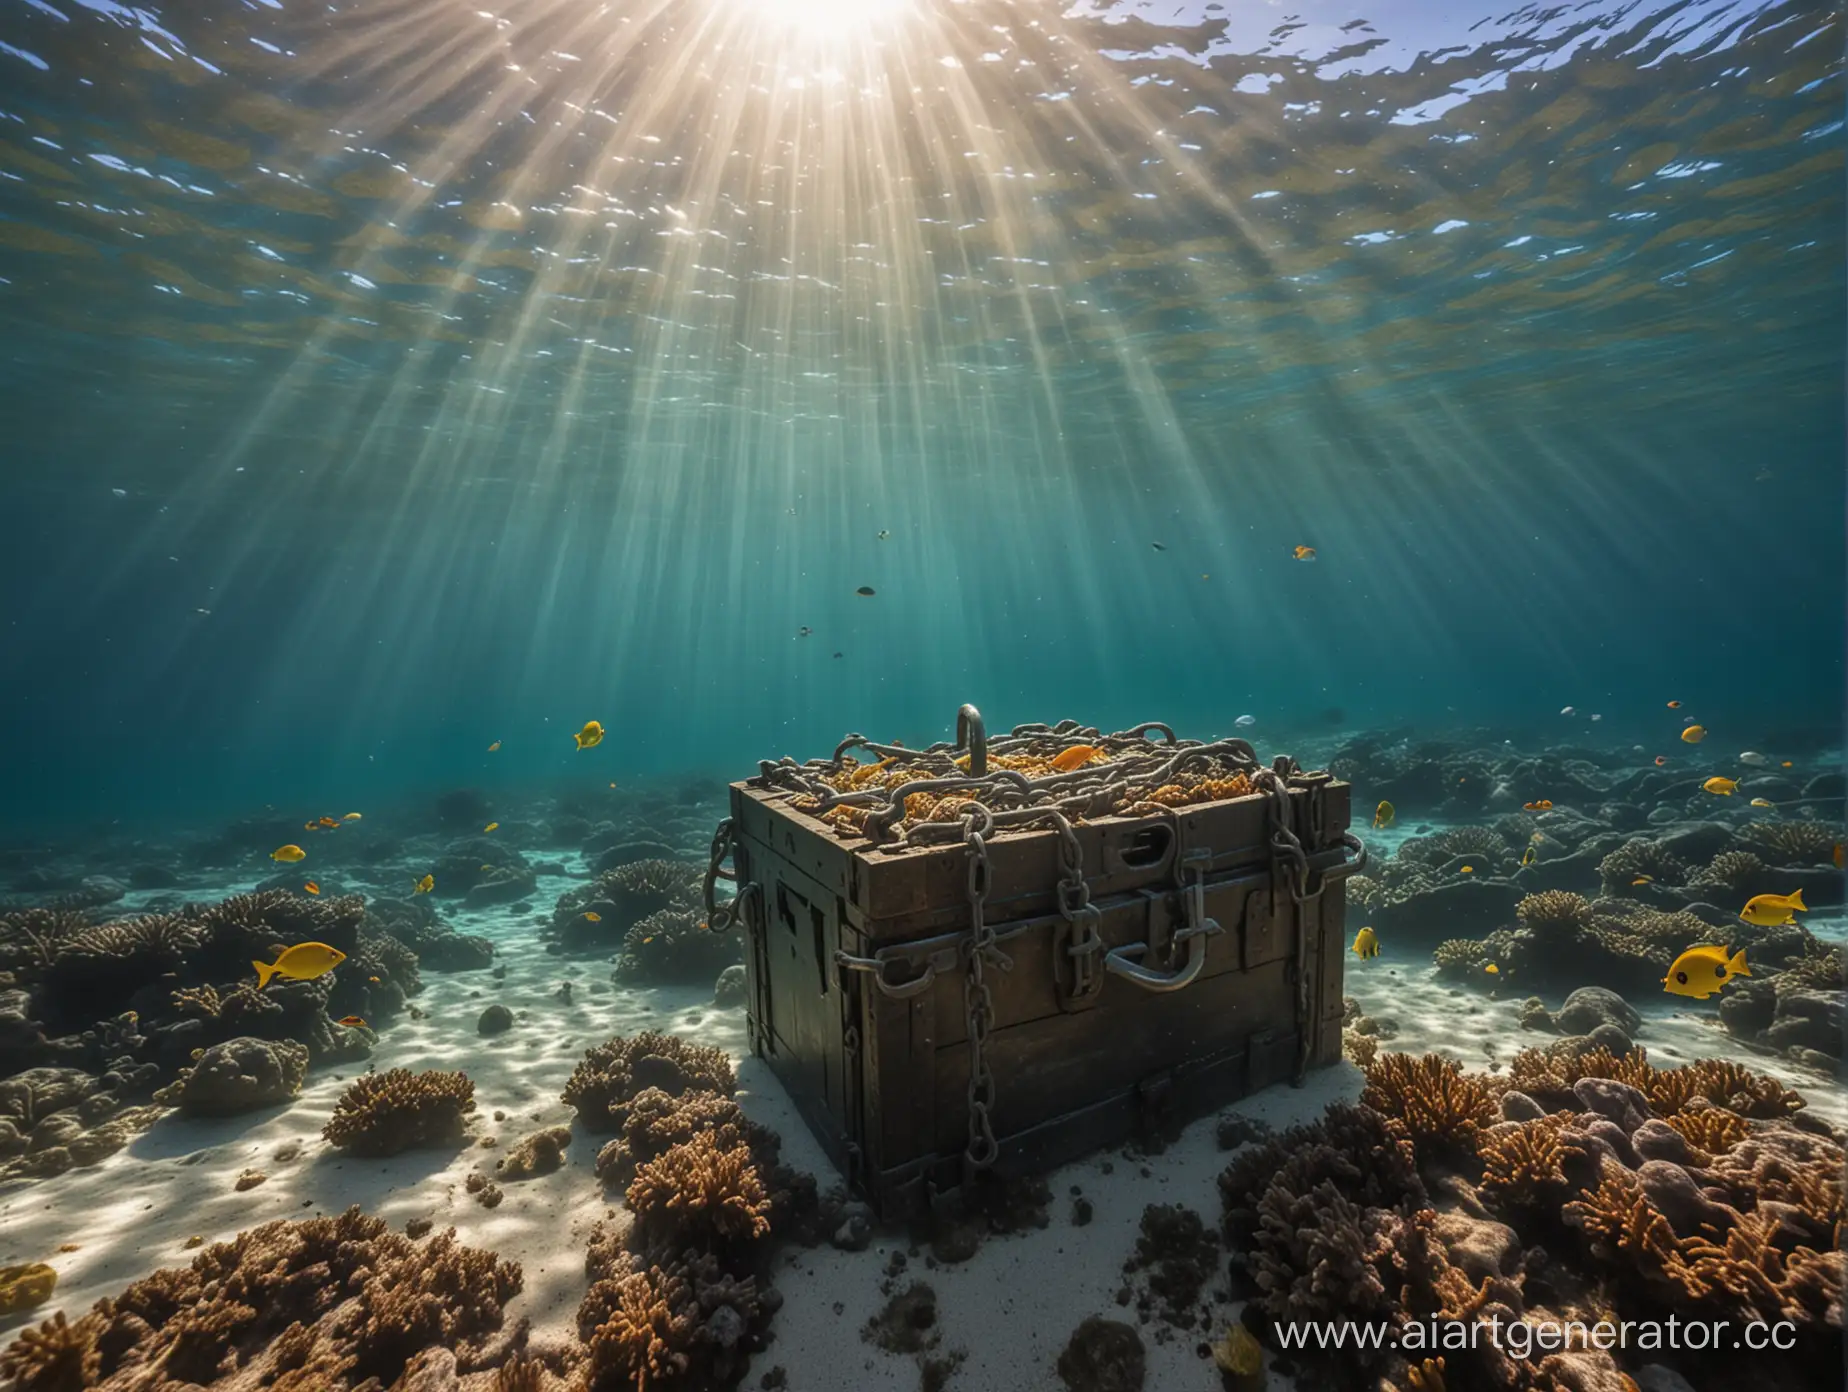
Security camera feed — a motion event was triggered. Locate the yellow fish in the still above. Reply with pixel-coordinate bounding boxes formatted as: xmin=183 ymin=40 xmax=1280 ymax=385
xmin=1372 ymin=800 xmax=1395 ymax=830
xmin=1484 ymin=964 xmax=1499 ymax=975
xmin=1292 ymin=545 xmax=1317 ymax=562
xmin=336 ymin=1016 xmax=367 ymax=1028
xmin=484 ymin=822 xmax=499 ymax=833
xmin=1663 ymin=944 xmax=1749 ymax=1000
xmin=413 ymin=874 xmax=434 ymax=894
xmin=583 ymin=911 xmax=602 ymax=922
xmin=1632 ymin=875 xmax=1654 ymax=885
xmin=1351 ymin=926 xmax=1379 ymax=959
xmin=1739 ymin=889 xmax=1806 ymax=927
xmin=575 ymin=720 xmax=605 ymax=750
xmin=1702 ymin=776 xmax=1737 ymax=796
xmin=303 ymin=881 xmax=320 ymax=895
xmin=1749 ymin=798 xmax=1774 ymax=809
xmin=270 ymin=844 xmax=307 ymax=863
xmin=1050 ymin=745 xmax=1103 ymax=772
xmin=480 ymin=864 xmax=493 ymax=872
xmin=1460 ymin=865 xmax=1474 ymax=874
xmin=1520 ymin=845 xmax=1536 ymax=867
xmin=487 ymin=741 xmax=501 ymax=752
xmin=253 ymin=942 xmax=346 ymax=989
xmin=1681 ymin=725 xmax=1707 ymax=744
xmin=342 ymin=812 xmax=362 ymax=821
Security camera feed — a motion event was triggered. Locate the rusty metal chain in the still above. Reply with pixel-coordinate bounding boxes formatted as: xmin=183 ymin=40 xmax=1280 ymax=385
xmin=962 ymin=811 xmax=1002 ymax=1172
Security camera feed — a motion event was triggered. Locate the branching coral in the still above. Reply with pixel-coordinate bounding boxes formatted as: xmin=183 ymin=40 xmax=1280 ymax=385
xmin=0 ymin=908 xmax=92 ymax=980
xmin=1597 ymin=839 xmax=1688 ymax=893
xmin=626 ymin=1131 xmax=773 ymax=1249
xmin=1400 ymin=826 xmax=1508 ymax=866
xmin=1360 ymin=1054 xmax=1498 ymax=1154
xmin=1665 ymin=1106 xmax=1750 ymax=1159
xmin=1219 ymin=1103 xmax=1423 ymax=1250
xmin=1433 ymin=939 xmax=1488 ymax=979
xmin=0 ymin=1207 xmax=522 ymax=1390
xmin=322 ymin=1068 xmax=476 ymax=1156
xmin=1515 ymin=891 xmax=1592 ymax=931
xmin=577 ymin=1235 xmax=766 ymax=1392
xmin=561 ymin=1032 xmax=736 ymax=1133
xmin=1691 ymin=849 xmax=1766 ymax=890
xmin=0 ymin=1309 xmax=100 ymax=1392
xmin=617 ymin=908 xmax=742 ymax=987
xmin=595 ymin=1087 xmax=760 ymax=1187
xmin=1741 ymin=820 xmax=1841 ymax=866
xmin=1478 ymin=1113 xmax=1583 ymax=1212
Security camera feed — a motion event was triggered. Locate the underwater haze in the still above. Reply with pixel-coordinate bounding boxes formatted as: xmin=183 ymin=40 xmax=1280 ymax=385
xmin=0 ymin=0 xmax=1840 ymax=830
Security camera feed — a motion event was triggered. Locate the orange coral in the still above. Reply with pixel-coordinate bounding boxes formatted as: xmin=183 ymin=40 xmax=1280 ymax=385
xmin=1479 ymin=1113 xmax=1579 ymax=1210
xmin=1361 ymin=1054 xmax=1498 ymax=1153
xmin=625 ymin=1131 xmax=772 ymax=1247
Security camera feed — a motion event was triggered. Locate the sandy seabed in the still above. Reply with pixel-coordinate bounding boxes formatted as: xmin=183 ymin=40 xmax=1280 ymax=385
xmin=1 ymin=849 xmax=1841 ymax=1391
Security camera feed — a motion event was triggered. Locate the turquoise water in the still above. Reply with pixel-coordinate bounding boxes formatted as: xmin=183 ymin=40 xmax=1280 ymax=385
xmin=0 ymin=6 xmax=1844 ymax=1389
xmin=0 ymin=0 xmax=1840 ymax=830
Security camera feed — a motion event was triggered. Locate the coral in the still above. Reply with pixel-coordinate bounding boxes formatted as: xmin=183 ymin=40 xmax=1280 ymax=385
xmin=1691 ymin=849 xmax=1766 ymax=890
xmin=196 ymin=888 xmax=367 ymax=969
xmin=322 ymin=1068 xmax=475 ymax=1156
xmin=1514 ymin=891 xmax=1591 ymax=931
xmin=1775 ymin=947 xmax=1845 ymax=994
xmin=1505 ymin=1045 xmax=1801 ymax=1120
xmin=0 ymin=1207 xmax=521 ymax=1390
xmin=1219 ymin=1102 xmax=1424 ymax=1249
xmin=0 ymin=1311 xmax=100 ymax=1392
xmin=0 ymin=1263 xmax=57 ymax=1317
xmin=1518 ymin=997 xmax=1554 ymax=1031
xmin=1666 ymin=1106 xmax=1750 ymax=1159
xmin=1399 ymin=826 xmax=1508 ymax=866
xmin=626 ymin=1131 xmax=772 ymax=1249
xmin=1433 ymin=938 xmax=1487 ymax=979
xmin=1360 ymin=1053 xmax=1498 ymax=1154
xmin=1597 ymin=839 xmax=1687 ymax=893
xmin=152 ymin=1036 xmax=309 ymax=1116
xmin=1344 ymin=1029 xmax=1379 ymax=1068
xmin=497 ymin=1125 xmax=573 ymax=1180
xmin=1478 ymin=1113 xmax=1582 ymax=1212
xmin=1741 ymin=820 xmax=1841 ymax=866
xmin=595 ymin=1087 xmax=759 ymax=1187
xmin=577 ymin=1240 xmax=766 ymax=1392
xmin=616 ymin=907 xmax=742 ymax=986
xmin=562 ymin=1032 xmax=736 ymax=1133
xmin=0 ymin=908 xmax=90 ymax=980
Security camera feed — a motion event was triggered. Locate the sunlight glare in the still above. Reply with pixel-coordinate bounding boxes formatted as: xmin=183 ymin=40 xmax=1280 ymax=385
xmin=751 ymin=0 xmax=908 ymax=41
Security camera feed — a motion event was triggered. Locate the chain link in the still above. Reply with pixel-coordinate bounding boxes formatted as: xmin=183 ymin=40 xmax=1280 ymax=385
xmin=962 ymin=812 xmax=1001 ymax=1172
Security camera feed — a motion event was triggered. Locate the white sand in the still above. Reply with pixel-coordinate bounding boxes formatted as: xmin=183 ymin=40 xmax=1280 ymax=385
xmin=1 ymin=851 xmax=1841 ymax=1389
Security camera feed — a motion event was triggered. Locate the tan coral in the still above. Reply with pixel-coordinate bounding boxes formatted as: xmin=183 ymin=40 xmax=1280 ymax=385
xmin=321 ymin=1068 xmax=475 ymax=1156
xmin=625 ymin=1130 xmax=772 ymax=1247
xmin=1360 ymin=1054 xmax=1498 ymax=1153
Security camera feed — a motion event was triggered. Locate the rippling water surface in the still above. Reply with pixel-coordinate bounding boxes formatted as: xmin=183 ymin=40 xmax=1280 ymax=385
xmin=0 ymin=0 xmax=1839 ymax=823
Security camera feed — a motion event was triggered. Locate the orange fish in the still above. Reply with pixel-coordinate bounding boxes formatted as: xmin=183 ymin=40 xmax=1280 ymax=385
xmin=368 ymin=975 xmax=381 ymax=983
xmin=1522 ymin=800 xmax=1553 ymax=812
xmin=1654 ymin=756 xmax=1668 ymax=766
xmin=1666 ymin=701 xmax=1681 ymax=709
xmin=1050 ymin=745 xmax=1102 ymax=772
xmin=303 ymin=881 xmax=320 ymax=895
xmin=303 ymin=821 xmax=316 ymax=831
xmin=488 ymin=741 xmax=501 ymax=752
xmin=583 ymin=911 xmax=602 ymax=922
xmin=1681 ymin=725 xmax=1706 ymax=744
xmin=1835 ymin=844 xmax=1844 ymax=870
xmin=336 ymin=1016 xmax=367 ymax=1028
xmin=1292 ymin=545 xmax=1317 ymax=562
xmin=317 ymin=817 xmax=339 ymax=829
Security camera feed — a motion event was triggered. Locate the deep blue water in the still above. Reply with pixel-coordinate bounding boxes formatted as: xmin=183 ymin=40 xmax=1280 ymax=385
xmin=0 ymin=0 xmax=1840 ymax=832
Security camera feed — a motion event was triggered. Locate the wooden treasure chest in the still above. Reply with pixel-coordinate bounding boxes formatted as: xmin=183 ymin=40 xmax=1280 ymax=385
xmin=703 ymin=706 xmax=1367 ymax=1219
